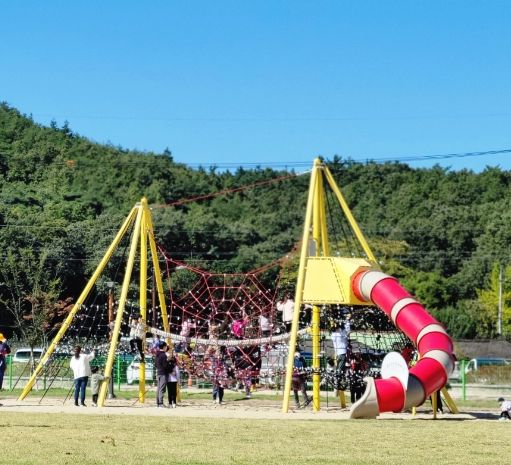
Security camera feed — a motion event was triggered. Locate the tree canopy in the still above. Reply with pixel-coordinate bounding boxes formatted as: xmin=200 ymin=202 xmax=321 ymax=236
xmin=1 ymin=102 xmax=511 ymax=341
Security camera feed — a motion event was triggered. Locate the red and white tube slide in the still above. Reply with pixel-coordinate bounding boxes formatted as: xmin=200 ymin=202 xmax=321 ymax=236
xmin=350 ymin=270 xmax=454 ymax=419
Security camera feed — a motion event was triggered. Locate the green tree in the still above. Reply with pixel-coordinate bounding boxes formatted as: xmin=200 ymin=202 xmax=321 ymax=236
xmin=0 ymin=249 xmax=61 ymax=356
xmin=477 ymin=263 xmax=511 ymax=337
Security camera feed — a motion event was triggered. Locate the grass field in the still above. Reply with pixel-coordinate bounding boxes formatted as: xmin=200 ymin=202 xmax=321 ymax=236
xmin=1 ymin=407 xmax=509 ymax=465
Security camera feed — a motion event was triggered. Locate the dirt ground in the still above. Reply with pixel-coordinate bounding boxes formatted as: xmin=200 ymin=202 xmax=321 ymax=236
xmin=0 ymin=395 xmax=491 ymax=421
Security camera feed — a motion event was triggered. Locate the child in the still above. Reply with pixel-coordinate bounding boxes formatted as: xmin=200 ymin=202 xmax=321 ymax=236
xmin=166 ymin=355 xmax=180 ymax=408
xmin=292 ymin=351 xmax=310 ymax=409
xmin=150 ymin=334 xmax=161 ymax=355
xmin=90 ymin=366 xmax=104 ymax=407
xmin=212 ymin=347 xmax=228 ymax=405
xmin=231 ymin=313 xmax=249 ymax=339
xmin=237 ymin=367 xmax=252 ymax=399
xmin=129 ymin=316 xmax=146 ymax=361
xmin=348 ymin=352 xmax=367 ymax=404
xmin=178 ymin=318 xmax=196 ymax=352
xmin=498 ymin=397 xmax=511 ymax=421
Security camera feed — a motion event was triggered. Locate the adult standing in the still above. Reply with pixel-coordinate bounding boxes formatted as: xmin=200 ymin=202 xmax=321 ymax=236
xmin=155 ymin=341 xmax=169 ymax=407
xmin=277 ymin=295 xmax=295 ymax=332
xmin=331 ymin=316 xmax=351 ymax=376
xmin=70 ymin=345 xmax=95 ymax=407
xmin=0 ymin=333 xmax=11 ymax=396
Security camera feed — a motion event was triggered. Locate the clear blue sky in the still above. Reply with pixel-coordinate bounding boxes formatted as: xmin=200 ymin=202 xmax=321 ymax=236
xmin=1 ymin=1 xmax=511 ymax=172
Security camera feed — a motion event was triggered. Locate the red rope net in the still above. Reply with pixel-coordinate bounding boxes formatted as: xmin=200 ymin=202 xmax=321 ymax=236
xmin=158 ymin=255 xmax=293 ymax=391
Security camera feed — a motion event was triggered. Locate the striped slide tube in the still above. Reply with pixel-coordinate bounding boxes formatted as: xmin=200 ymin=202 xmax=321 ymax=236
xmin=349 ymin=270 xmax=454 ymax=419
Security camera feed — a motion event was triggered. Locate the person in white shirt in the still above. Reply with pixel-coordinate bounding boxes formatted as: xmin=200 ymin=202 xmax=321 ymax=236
xmin=498 ymin=397 xmax=511 ymax=420
xmin=277 ymin=295 xmax=295 ymax=332
xmin=259 ymin=312 xmax=272 ymax=337
xmin=70 ymin=345 xmax=95 ymax=407
xmin=129 ymin=316 xmax=146 ymax=361
xmin=166 ymin=354 xmax=180 ymax=408
xmin=331 ymin=316 xmax=351 ymax=375
xmin=179 ymin=318 xmax=196 ymax=352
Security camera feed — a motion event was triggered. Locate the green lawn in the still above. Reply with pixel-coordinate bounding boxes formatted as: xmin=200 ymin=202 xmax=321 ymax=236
xmin=0 ymin=409 xmax=508 ymax=465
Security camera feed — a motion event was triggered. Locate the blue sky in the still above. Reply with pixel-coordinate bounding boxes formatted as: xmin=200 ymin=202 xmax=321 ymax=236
xmin=1 ymin=1 xmax=511 ymax=172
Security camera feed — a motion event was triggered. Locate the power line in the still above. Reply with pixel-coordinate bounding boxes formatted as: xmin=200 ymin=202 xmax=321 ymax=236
xmin=46 ymin=147 xmax=511 ymax=169
xmin=368 ymin=148 xmax=511 ymax=163
xmin=184 ymin=149 xmax=511 ymax=168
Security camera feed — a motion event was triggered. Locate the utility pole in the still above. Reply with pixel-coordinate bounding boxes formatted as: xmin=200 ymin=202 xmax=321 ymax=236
xmin=498 ymin=264 xmax=503 ymax=337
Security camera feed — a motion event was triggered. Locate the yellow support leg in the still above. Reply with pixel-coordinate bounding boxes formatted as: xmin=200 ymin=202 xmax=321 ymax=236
xmin=312 ymin=305 xmax=321 ymax=412
xmin=98 ymin=203 xmax=144 ymax=407
xmin=18 ymin=206 xmax=138 ymax=401
xmin=282 ymin=163 xmax=319 ymax=413
xmin=145 ymin=205 xmax=171 ymax=335
xmin=338 ymin=389 xmax=347 ymax=408
xmin=441 ymin=387 xmax=459 ymax=414
xmin=139 ymin=199 xmax=148 ymax=403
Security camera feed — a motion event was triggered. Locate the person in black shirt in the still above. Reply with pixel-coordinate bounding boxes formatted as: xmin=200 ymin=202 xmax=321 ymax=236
xmin=155 ymin=342 xmax=169 ymax=407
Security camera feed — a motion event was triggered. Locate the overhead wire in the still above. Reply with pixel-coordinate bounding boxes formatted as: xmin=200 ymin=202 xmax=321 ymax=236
xmin=47 ymin=147 xmax=511 ymax=169
xmin=150 ymin=170 xmax=310 ymax=208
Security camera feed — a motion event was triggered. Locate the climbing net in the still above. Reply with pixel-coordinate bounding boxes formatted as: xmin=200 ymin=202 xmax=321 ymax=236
xmin=152 ymin=251 xmax=413 ymax=393
xmin=159 ymin=255 xmax=291 ymax=390
xmin=35 ymin=255 xmax=412 ymax=398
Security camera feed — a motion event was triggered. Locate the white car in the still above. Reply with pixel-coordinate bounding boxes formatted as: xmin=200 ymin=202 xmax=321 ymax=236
xmin=126 ymin=355 xmax=154 ymax=385
xmin=13 ymin=347 xmax=44 ymax=363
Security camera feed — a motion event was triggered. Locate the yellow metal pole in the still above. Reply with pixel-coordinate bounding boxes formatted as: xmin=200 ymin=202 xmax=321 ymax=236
xmin=145 ymin=204 xmax=171 ymax=335
xmin=145 ymin=202 xmax=178 ymax=398
xmin=441 ymin=387 xmax=459 ymax=414
xmin=139 ymin=198 xmax=148 ymax=403
xmin=338 ymin=389 xmax=347 ymax=408
xmin=323 ymin=167 xmax=377 ymax=264
xmin=317 ymin=170 xmax=330 ymax=257
xmin=282 ymin=159 xmax=319 ymax=413
xmin=432 ymin=391 xmax=438 ymax=419
xmin=311 ymin=168 xmax=324 ymax=412
xmin=18 ymin=206 xmax=138 ymax=401
xmin=98 ymin=203 xmax=144 ymax=406
xmin=311 ymin=305 xmax=321 ymax=412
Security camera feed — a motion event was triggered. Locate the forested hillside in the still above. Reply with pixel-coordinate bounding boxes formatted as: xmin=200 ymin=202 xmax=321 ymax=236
xmin=1 ymin=102 xmax=511 ymax=342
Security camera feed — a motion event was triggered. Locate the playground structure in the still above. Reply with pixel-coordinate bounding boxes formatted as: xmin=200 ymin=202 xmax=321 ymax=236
xmin=282 ymin=159 xmax=457 ymax=417
xmin=19 ymin=199 xmax=171 ymax=405
xmin=18 ymin=158 xmax=456 ymax=417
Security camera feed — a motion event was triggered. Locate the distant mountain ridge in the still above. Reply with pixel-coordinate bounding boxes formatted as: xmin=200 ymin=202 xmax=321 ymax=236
xmin=1 ymin=102 xmax=511 ymax=340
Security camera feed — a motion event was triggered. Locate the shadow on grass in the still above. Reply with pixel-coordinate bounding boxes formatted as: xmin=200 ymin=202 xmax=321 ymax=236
xmin=465 ymin=410 xmax=499 ymax=420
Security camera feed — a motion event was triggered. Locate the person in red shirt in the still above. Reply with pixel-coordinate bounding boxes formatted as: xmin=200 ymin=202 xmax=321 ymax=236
xmin=348 ymin=352 xmax=367 ymax=404
xmin=401 ymin=342 xmax=415 ymax=366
